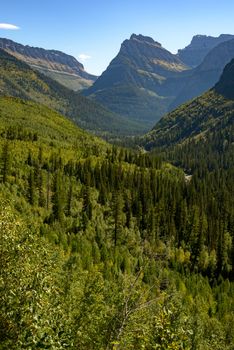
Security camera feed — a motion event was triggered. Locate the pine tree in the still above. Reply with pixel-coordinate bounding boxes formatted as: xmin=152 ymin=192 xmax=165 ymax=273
xmin=38 ymin=169 xmax=45 ymax=207
xmin=112 ymin=191 xmax=124 ymax=246
xmin=28 ymin=169 xmax=36 ymax=205
xmin=1 ymin=141 xmax=10 ymax=183
xmin=52 ymin=171 xmax=64 ymax=222
xmin=46 ymin=170 xmax=51 ymax=210
xmin=66 ymin=179 xmax=73 ymax=216
xmin=82 ymin=185 xmax=93 ymax=220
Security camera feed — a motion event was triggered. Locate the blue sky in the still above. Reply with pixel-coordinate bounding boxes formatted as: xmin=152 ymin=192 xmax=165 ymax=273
xmin=1 ymin=0 xmax=234 ymax=75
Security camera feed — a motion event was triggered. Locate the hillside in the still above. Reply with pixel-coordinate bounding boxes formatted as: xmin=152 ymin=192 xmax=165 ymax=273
xmin=142 ymin=90 xmax=234 ymax=151
xmin=0 ymin=37 xmax=97 ymax=91
xmin=0 ymin=48 xmax=143 ymax=136
xmin=84 ymin=34 xmax=189 ymax=128
xmin=0 ymin=96 xmax=106 ymax=153
xmin=177 ymin=34 xmax=234 ymax=67
xmin=1 ymin=94 xmax=233 ymax=349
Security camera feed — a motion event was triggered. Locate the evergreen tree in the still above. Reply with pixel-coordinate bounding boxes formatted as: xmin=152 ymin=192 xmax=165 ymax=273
xmin=112 ymin=191 xmax=124 ymax=246
xmin=28 ymin=169 xmax=36 ymax=205
xmin=1 ymin=141 xmax=10 ymax=183
xmin=51 ymin=171 xmax=64 ymax=222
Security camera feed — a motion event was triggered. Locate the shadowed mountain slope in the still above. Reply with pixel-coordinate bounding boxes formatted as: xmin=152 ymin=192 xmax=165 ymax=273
xmin=170 ymin=39 xmax=234 ymax=110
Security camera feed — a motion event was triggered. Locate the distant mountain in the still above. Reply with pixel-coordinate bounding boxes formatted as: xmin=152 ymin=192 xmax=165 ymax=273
xmin=177 ymin=34 xmax=234 ymax=67
xmin=85 ymin=33 xmax=234 ymax=130
xmin=0 ymin=37 xmax=97 ymax=91
xmin=0 ymin=48 xmax=142 ymax=136
xmin=170 ymin=38 xmax=234 ymax=110
xmin=84 ymin=34 xmax=189 ymax=128
xmin=141 ymin=59 xmax=234 ymax=152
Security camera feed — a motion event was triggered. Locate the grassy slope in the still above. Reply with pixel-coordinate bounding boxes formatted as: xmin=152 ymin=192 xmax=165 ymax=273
xmin=36 ymin=67 xmax=94 ymax=91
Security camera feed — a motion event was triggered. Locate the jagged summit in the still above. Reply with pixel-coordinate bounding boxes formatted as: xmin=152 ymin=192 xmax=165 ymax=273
xmin=177 ymin=33 xmax=234 ymax=67
xmin=84 ymin=33 xmax=188 ymax=128
xmin=190 ymin=33 xmax=234 ymax=45
xmin=170 ymin=38 xmax=234 ymax=110
xmin=129 ymin=34 xmax=162 ymax=47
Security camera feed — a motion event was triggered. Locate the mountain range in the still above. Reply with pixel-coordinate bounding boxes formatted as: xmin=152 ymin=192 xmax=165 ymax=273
xmin=1 ymin=34 xmax=234 ymax=134
xmin=0 ymin=37 xmax=97 ymax=91
xmin=84 ymin=33 xmax=234 ymax=129
xmin=177 ymin=34 xmax=234 ymax=67
xmin=170 ymin=38 xmax=234 ymax=110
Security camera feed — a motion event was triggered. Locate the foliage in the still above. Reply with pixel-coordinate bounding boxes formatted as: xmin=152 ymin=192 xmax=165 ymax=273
xmin=0 ymin=95 xmax=233 ymax=349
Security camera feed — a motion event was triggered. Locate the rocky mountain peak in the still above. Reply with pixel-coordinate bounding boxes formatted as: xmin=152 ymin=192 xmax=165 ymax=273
xmin=84 ymin=33 xmax=189 ymax=128
xmin=190 ymin=34 xmax=234 ymax=47
xmin=177 ymin=33 xmax=234 ymax=67
xmin=129 ymin=34 xmax=162 ymax=47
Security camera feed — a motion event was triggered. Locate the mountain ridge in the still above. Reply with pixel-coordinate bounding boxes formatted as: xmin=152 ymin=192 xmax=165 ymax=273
xmin=0 ymin=37 xmax=97 ymax=91
xmin=85 ymin=33 xmax=234 ymax=129
xmin=177 ymin=34 xmax=234 ymax=67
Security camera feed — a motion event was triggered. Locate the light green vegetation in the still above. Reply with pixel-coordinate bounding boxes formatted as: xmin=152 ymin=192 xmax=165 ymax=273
xmin=0 ymin=96 xmax=233 ymax=349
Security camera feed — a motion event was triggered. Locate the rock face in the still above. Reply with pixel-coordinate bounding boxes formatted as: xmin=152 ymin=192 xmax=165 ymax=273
xmin=170 ymin=38 xmax=234 ymax=110
xmin=87 ymin=34 xmax=188 ymax=92
xmin=0 ymin=38 xmax=97 ymax=91
xmin=84 ymin=34 xmax=189 ymax=127
xmin=177 ymin=34 xmax=234 ymax=67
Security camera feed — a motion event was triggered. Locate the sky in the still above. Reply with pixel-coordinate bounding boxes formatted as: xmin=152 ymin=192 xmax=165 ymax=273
xmin=1 ymin=0 xmax=234 ymax=75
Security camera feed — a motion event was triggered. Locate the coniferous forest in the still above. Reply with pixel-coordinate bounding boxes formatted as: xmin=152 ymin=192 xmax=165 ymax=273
xmin=0 ymin=94 xmax=233 ymax=349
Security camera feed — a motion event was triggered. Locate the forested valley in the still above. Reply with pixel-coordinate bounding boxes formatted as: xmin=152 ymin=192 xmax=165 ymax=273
xmin=0 ymin=96 xmax=233 ymax=349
